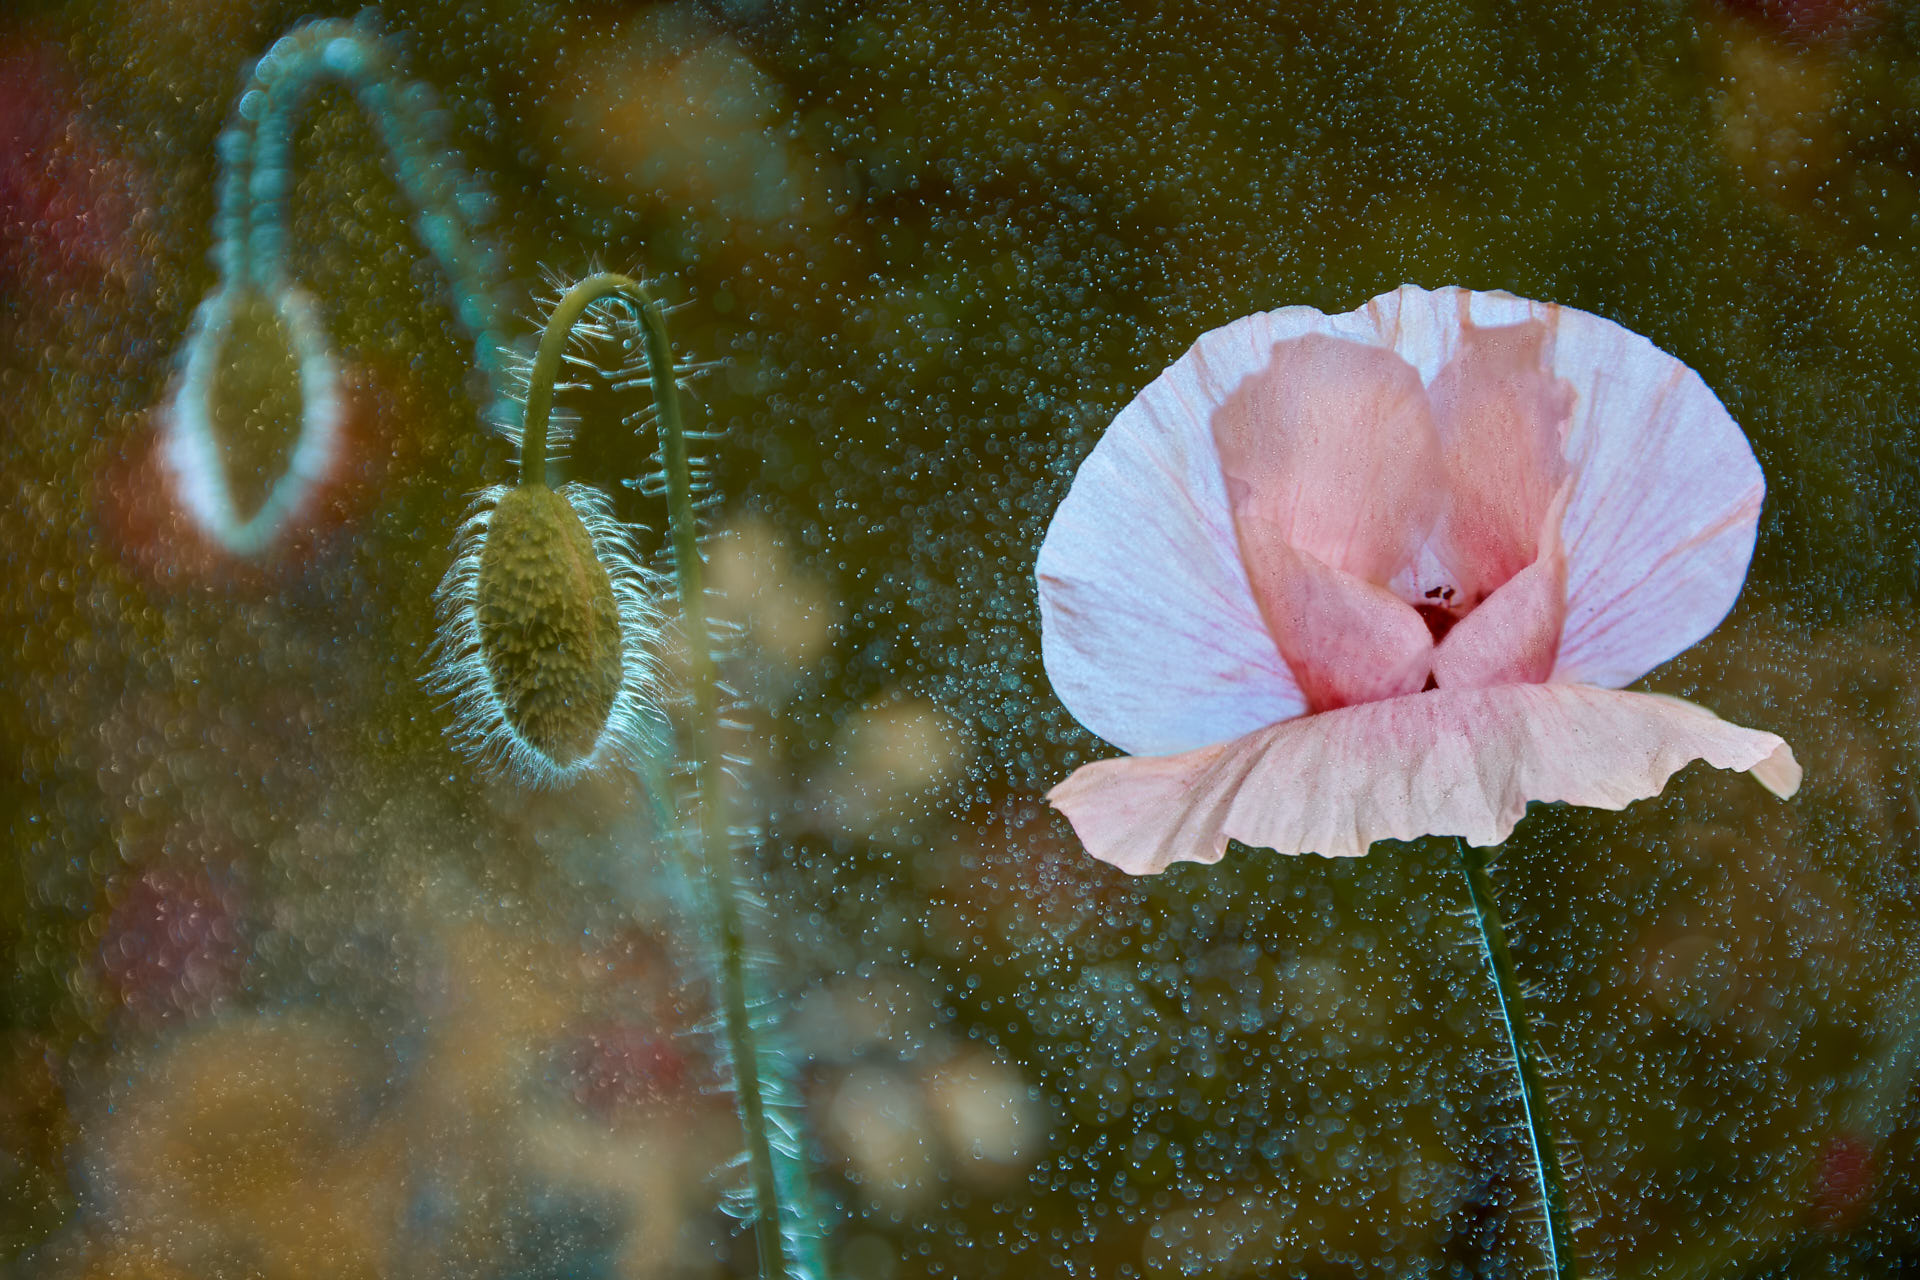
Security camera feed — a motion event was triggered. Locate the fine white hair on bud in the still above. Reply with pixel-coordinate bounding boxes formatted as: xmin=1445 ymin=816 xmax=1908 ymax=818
xmin=426 ymin=479 xmax=665 ymax=788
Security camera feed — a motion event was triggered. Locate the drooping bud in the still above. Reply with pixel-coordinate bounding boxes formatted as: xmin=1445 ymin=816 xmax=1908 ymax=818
xmin=474 ymin=484 xmax=624 ymax=767
xmin=428 ymin=481 xmax=661 ymax=787
xmin=427 ymin=272 xmax=668 ymax=786
xmin=161 ymin=282 xmax=343 ymax=557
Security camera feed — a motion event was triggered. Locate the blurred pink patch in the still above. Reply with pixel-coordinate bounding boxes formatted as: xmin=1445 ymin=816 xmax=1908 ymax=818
xmin=100 ymin=866 xmax=245 ymax=1023
xmin=566 ymin=1023 xmax=689 ymax=1119
xmin=0 ymin=37 xmax=148 ymax=293
xmin=1713 ymin=0 xmax=1884 ymax=43
xmin=1811 ymin=1132 xmax=1875 ymax=1232
xmin=1038 ymin=285 xmax=1800 ymax=872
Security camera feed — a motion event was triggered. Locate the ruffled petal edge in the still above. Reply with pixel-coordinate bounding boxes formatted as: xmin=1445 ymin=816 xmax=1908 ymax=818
xmin=1048 ymin=683 xmax=1798 ymax=874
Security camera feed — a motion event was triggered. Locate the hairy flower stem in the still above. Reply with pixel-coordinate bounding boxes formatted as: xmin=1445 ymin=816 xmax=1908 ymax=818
xmin=1456 ymin=838 xmax=1578 ymax=1280
xmin=516 ymin=274 xmax=609 ymax=488
xmin=535 ymin=273 xmax=794 ymax=1279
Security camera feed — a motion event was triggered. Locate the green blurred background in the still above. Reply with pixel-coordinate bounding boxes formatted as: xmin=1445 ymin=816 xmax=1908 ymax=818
xmin=2 ymin=0 xmax=1919 ymax=1275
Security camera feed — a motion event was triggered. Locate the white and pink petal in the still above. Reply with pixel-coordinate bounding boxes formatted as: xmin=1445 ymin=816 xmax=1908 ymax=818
xmin=1426 ymin=318 xmax=1574 ymax=600
xmin=1048 ymin=683 xmax=1799 ymax=874
xmin=1210 ymin=332 xmax=1442 ymax=584
xmin=1539 ymin=304 xmax=1765 ymax=689
xmin=1431 ymin=482 xmax=1570 ymax=691
xmin=1036 ymin=345 xmax=1307 ymax=757
xmin=1241 ymin=536 xmax=1434 ymax=711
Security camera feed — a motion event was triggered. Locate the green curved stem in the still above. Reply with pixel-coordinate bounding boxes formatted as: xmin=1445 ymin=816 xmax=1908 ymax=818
xmin=1456 ymin=838 xmax=1578 ymax=1279
xmin=529 ymin=272 xmax=794 ymax=1279
xmin=518 ymin=273 xmax=633 ymax=487
xmin=235 ymin=18 xmax=512 ymax=422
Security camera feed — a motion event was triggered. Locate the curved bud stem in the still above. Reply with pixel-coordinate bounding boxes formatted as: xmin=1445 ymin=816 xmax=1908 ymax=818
xmin=228 ymin=17 xmax=511 ymax=423
xmin=1456 ymin=837 xmax=1579 ymax=1279
xmin=538 ymin=272 xmax=816 ymax=1279
xmin=517 ymin=271 xmax=631 ymax=489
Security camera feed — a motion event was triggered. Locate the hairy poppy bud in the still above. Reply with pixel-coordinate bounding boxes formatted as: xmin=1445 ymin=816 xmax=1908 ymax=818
xmin=429 ymin=481 xmax=660 ymax=786
xmin=475 ymin=484 xmax=624 ymax=766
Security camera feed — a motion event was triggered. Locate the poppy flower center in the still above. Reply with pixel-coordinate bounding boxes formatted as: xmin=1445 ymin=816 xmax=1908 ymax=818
xmin=1414 ymin=587 xmax=1463 ymax=644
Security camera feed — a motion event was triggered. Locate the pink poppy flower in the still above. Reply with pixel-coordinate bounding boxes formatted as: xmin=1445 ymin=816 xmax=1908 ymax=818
xmin=1038 ymin=285 xmax=1801 ymax=873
